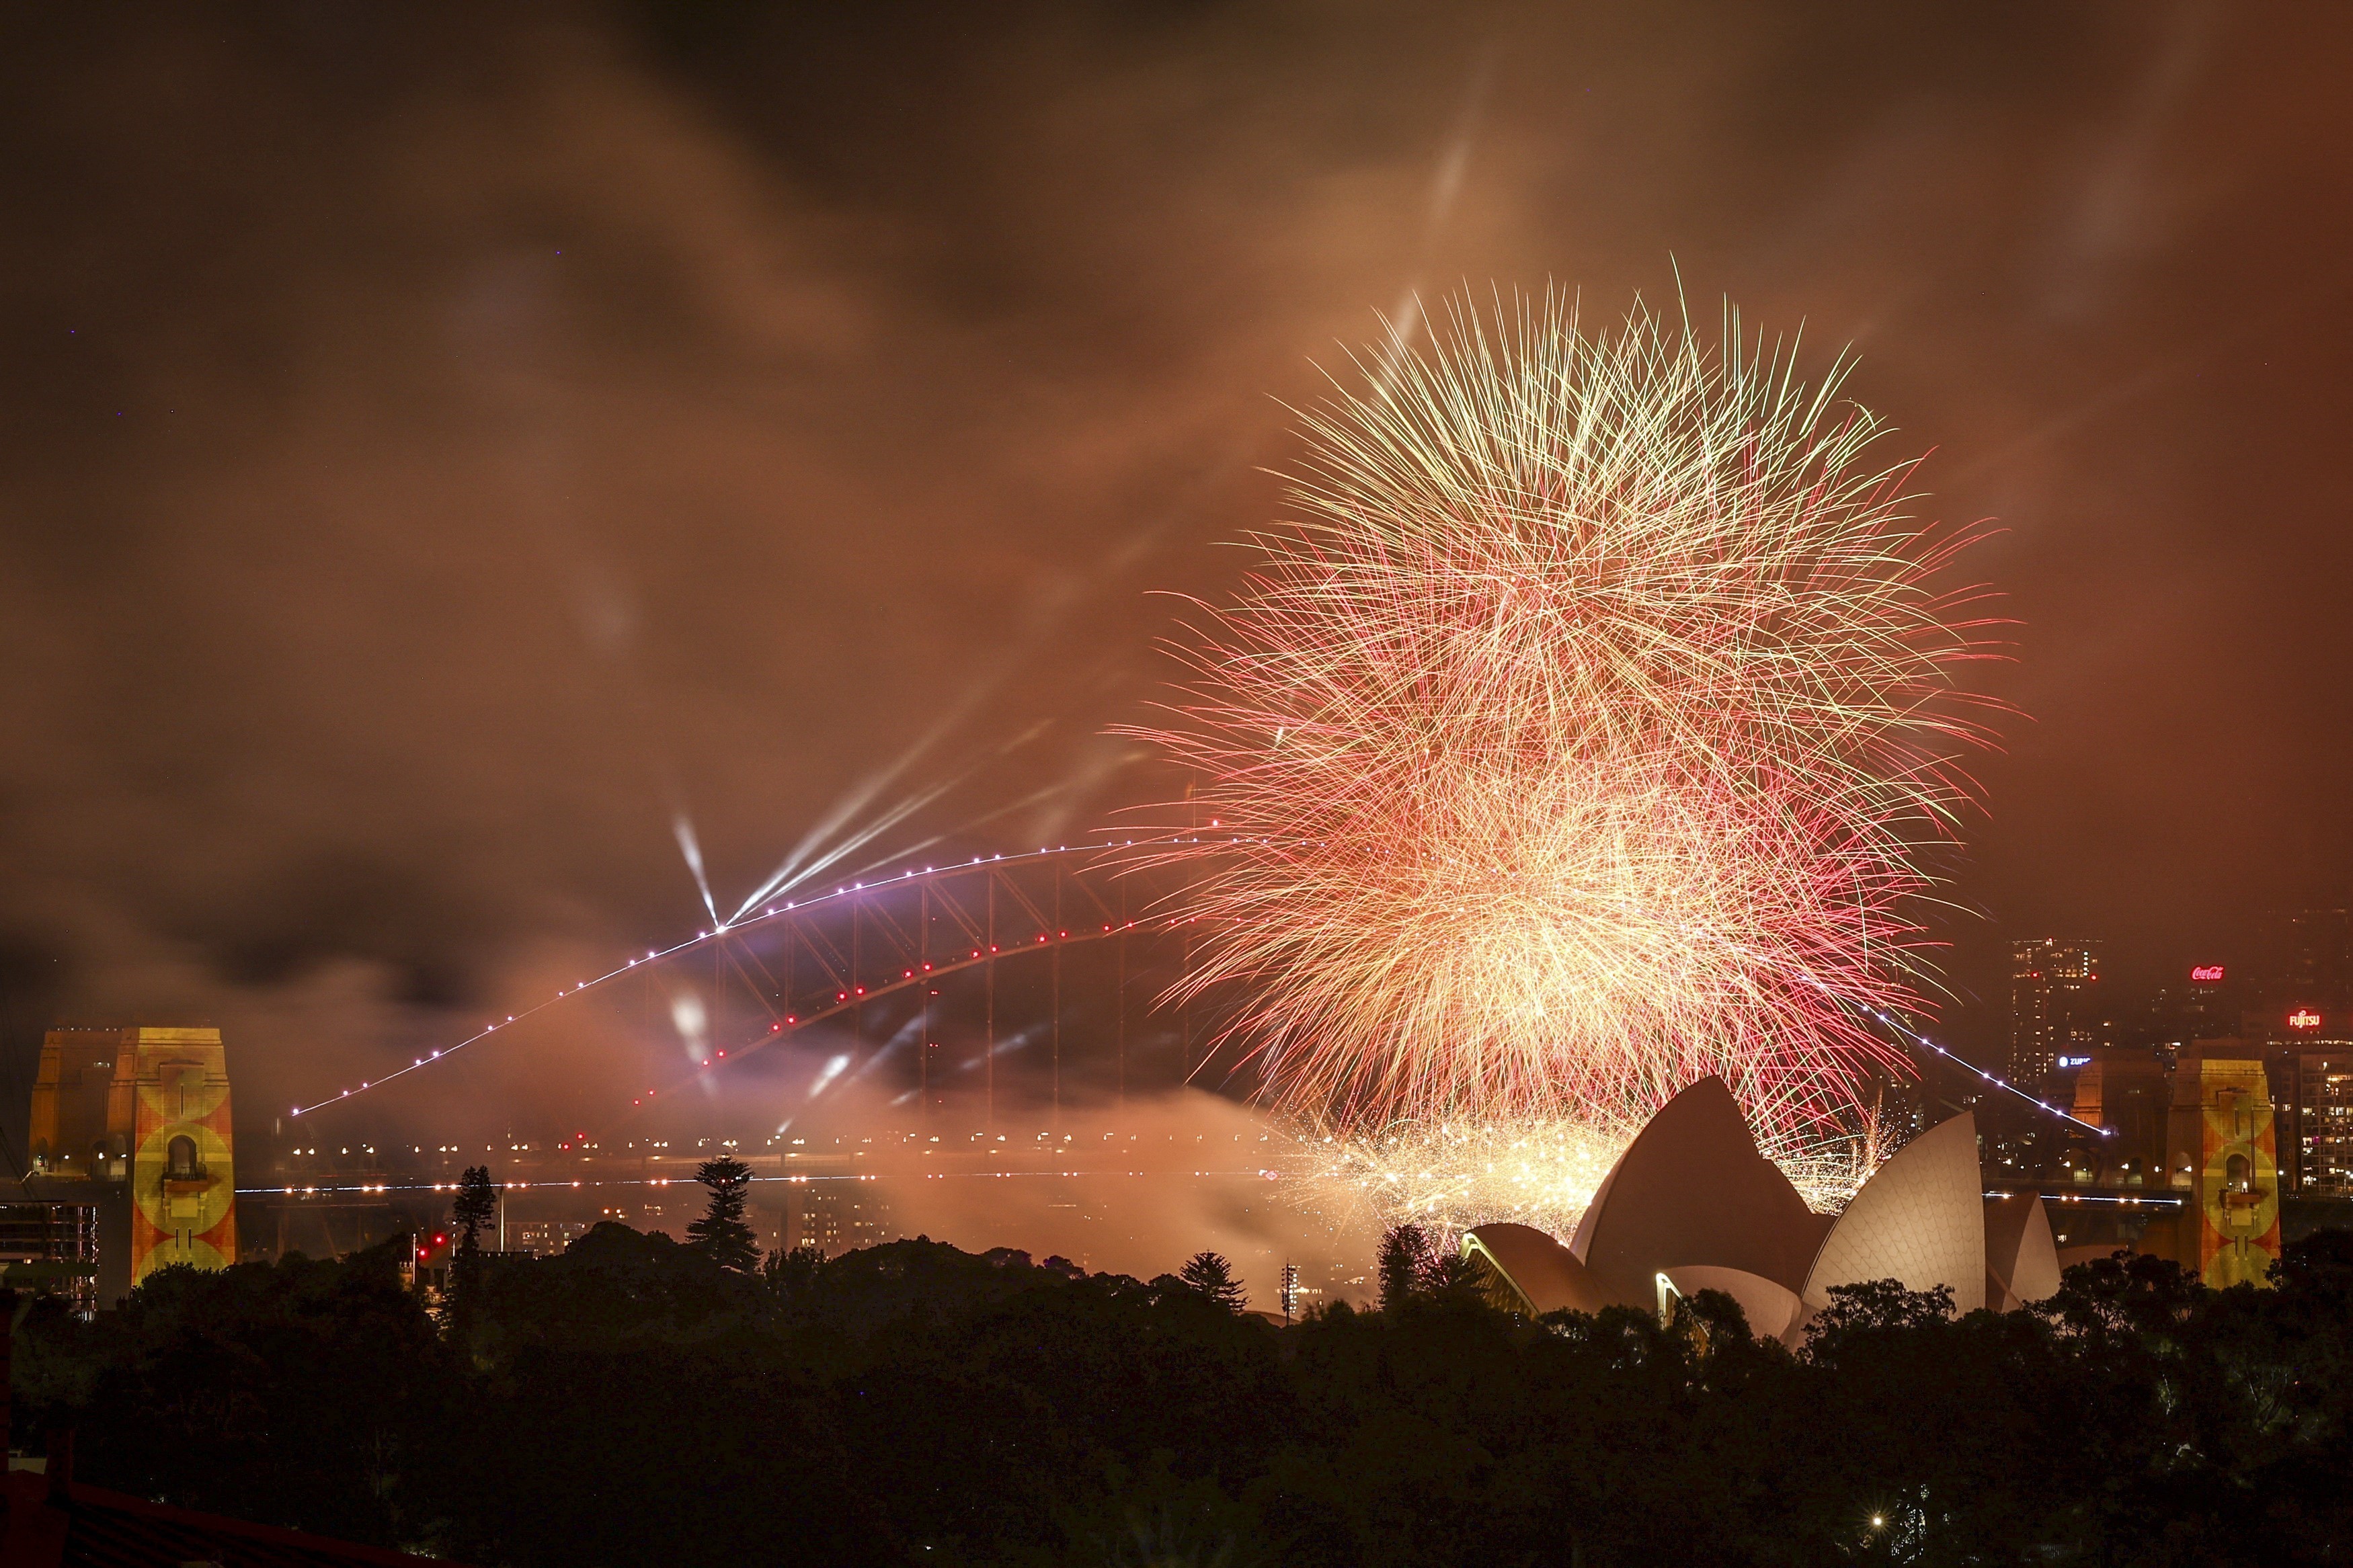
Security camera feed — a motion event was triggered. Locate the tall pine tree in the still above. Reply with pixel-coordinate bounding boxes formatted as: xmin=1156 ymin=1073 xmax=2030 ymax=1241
xmin=1178 ymin=1251 xmax=1247 ymax=1313
xmin=445 ymin=1165 xmax=501 ymax=1334
xmin=451 ymin=1166 xmax=499 ymax=1256
xmin=687 ymin=1155 xmax=760 ymax=1272
xmin=1378 ymin=1223 xmax=1437 ymax=1311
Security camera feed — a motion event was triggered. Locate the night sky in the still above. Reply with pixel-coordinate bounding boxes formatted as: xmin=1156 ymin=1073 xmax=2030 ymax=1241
xmin=4 ymin=3 xmax=2350 ymax=1126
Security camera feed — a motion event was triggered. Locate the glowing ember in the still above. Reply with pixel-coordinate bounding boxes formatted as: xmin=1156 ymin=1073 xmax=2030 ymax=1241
xmin=1282 ymin=1114 xmax=1630 ymax=1243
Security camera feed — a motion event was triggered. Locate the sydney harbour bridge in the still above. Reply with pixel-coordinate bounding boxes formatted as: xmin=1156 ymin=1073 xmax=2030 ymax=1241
xmin=250 ymin=841 xmax=1330 ymax=1276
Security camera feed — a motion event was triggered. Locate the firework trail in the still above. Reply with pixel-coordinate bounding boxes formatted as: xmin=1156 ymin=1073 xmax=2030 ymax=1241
xmin=1129 ymin=288 xmax=2002 ymax=1140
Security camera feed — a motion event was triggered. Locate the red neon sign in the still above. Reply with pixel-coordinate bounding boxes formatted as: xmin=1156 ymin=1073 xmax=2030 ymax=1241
xmin=2288 ymin=1009 xmax=2323 ymax=1032
xmin=2190 ymin=964 xmax=2225 ymax=984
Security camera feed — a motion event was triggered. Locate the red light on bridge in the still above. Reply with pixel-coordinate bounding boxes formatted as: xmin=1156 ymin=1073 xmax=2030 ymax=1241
xmin=2289 ymin=1008 xmax=2323 ymax=1032
xmin=2191 ymin=964 xmax=2225 ymax=984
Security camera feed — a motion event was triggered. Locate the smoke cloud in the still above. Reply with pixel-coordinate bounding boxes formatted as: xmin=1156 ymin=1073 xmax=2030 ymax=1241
xmin=779 ymin=1085 xmax=1374 ymax=1311
xmin=3 ymin=4 xmax=2352 ymax=1160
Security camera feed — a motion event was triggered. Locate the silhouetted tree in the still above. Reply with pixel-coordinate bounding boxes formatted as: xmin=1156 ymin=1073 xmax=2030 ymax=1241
xmin=445 ymin=1165 xmax=501 ymax=1329
xmin=686 ymin=1155 xmax=760 ymax=1272
xmin=1420 ymin=1249 xmax=1484 ymax=1305
xmin=1177 ymin=1251 xmax=1246 ymax=1313
xmin=2274 ymin=1226 xmax=2353 ymax=1309
xmin=24 ymin=1225 xmax=2353 ymax=1567
xmin=1800 ymin=1278 xmax=1957 ymax=1378
xmin=1378 ymin=1223 xmax=1439 ymax=1311
xmin=1808 ymin=1278 xmax=1954 ymax=1337
xmin=451 ymin=1166 xmax=500 ymax=1257
xmin=762 ymin=1243 xmax=825 ymax=1308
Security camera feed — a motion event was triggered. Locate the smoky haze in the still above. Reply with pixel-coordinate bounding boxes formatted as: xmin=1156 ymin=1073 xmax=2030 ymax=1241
xmin=776 ymin=1085 xmax=1370 ymax=1312
xmin=4 ymin=4 xmax=2352 ymax=1179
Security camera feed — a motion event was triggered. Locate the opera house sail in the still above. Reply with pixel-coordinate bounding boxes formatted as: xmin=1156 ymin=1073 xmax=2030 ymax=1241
xmin=1464 ymin=1077 xmax=2061 ymax=1343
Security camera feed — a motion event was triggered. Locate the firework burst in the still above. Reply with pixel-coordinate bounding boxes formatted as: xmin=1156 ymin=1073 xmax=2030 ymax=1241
xmin=1280 ymin=1102 xmax=1897 ymax=1247
xmin=1130 ymin=288 xmax=2001 ymax=1139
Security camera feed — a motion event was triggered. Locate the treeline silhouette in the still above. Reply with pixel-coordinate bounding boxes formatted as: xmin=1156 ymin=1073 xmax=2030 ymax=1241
xmin=11 ymin=1167 xmax=2353 ymax=1565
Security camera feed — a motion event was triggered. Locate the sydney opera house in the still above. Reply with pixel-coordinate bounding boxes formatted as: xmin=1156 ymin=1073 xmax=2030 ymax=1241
xmin=1462 ymin=1077 xmax=2060 ymax=1343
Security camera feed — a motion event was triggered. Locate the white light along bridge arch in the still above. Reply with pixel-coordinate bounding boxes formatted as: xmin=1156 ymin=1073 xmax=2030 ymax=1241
xmin=291 ymin=836 xmax=1287 ymax=1128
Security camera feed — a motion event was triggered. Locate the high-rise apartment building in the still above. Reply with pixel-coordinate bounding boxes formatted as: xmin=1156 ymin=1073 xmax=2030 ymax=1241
xmin=2009 ymin=938 xmax=2105 ymax=1086
xmin=783 ymin=1180 xmax=891 ymax=1256
xmin=2289 ymin=1048 xmax=2353 ymax=1195
xmin=2141 ymin=962 xmax=2236 ymax=1046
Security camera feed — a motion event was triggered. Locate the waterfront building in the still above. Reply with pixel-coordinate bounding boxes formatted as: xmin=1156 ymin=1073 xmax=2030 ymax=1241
xmin=1462 ymin=1077 xmax=2061 ymax=1342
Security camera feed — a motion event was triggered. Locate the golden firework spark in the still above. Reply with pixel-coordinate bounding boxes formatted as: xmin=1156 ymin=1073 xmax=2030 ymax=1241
xmin=1281 ymin=1105 xmax=1895 ymax=1245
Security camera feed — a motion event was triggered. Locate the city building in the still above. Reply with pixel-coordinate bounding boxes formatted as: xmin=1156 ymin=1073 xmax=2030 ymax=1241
xmin=2124 ymin=992 xmax=2353 ymax=1198
xmin=2288 ymin=1046 xmax=2353 ymax=1196
xmin=783 ymin=1178 xmax=892 ymax=1255
xmin=0 ymin=1204 xmax=99 ymax=1317
xmin=1460 ymin=1077 xmax=2061 ymax=1342
xmin=2009 ymin=938 xmax=2106 ymax=1087
xmin=2134 ymin=960 xmax=2236 ymax=1049
xmin=505 ymin=1217 xmax=594 ymax=1255
xmin=2235 ymin=1024 xmax=2353 ymax=1196
xmin=26 ymin=1026 xmax=237 ymax=1303
xmin=2258 ymin=906 xmax=2350 ymax=1017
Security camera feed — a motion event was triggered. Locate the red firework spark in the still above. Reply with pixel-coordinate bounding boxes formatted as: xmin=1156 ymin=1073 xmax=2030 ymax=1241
xmin=1125 ymin=289 xmax=2006 ymax=1137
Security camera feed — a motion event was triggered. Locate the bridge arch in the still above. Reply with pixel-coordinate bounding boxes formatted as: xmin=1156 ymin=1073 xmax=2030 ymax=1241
xmin=293 ymin=837 xmax=1273 ymax=1128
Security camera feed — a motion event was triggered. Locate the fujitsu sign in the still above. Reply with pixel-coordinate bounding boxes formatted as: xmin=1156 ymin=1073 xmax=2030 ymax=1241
xmin=2288 ymin=1009 xmax=2323 ymax=1032
xmin=2190 ymin=964 xmax=2225 ymax=984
